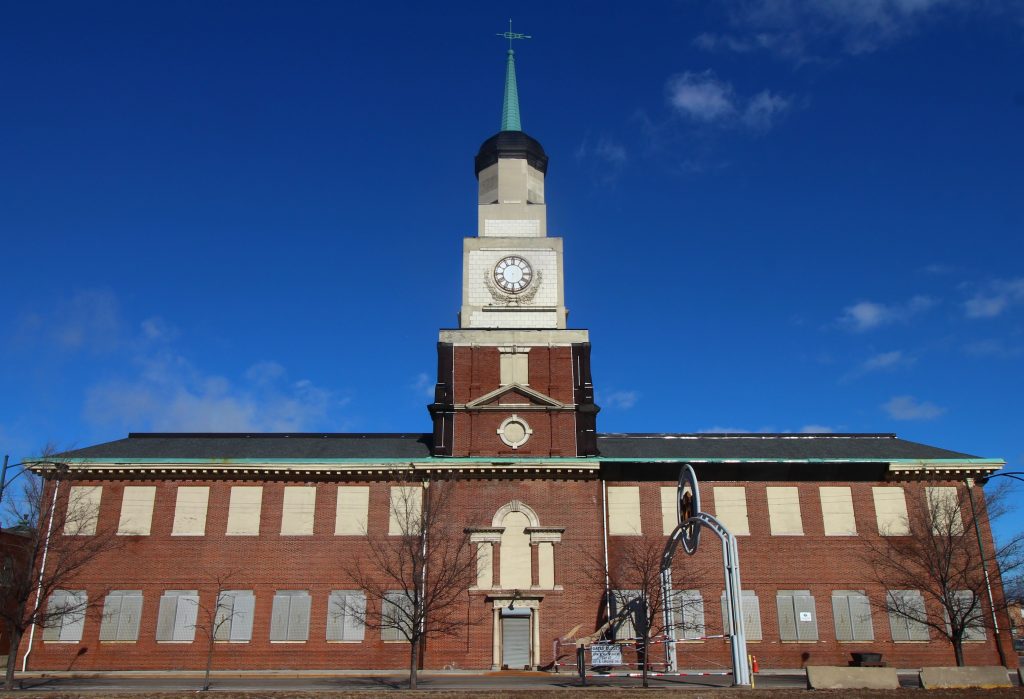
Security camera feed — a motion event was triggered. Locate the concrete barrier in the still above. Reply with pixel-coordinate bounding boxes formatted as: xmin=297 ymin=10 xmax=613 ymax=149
xmin=805 ymin=666 xmax=900 ymax=690
xmin=919 ymin=666 xmax=1011 ymax=689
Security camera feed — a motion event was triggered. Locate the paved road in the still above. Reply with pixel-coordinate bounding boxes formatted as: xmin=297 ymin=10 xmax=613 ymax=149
xmin=13 ymin=667 xmax=1017 ymax=692
xmin=13 ymin=671 xmax=809 ymax=692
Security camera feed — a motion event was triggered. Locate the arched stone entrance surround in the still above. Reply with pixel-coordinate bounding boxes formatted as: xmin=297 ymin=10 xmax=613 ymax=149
xmin=467 ymin=500 xmax=564 ymax=669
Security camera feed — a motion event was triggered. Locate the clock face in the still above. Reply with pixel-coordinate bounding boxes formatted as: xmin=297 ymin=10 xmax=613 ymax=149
xmin=493 ymin=256 xmax=533 ymax=293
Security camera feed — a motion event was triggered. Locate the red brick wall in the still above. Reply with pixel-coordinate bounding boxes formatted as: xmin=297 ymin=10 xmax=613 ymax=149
xmin=450 ymin=346 xmax=579 ymax=457
xmin=458 ymin=411 xmax=577 ymax=457
xmin=605 ymin=478 xmax=1014 ymax=670
xmin=20 ymin=475 xmax=1012 ymax=671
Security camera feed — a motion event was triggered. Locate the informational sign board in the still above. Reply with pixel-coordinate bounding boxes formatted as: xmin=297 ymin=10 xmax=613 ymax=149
xmin=590 ymin=644 xmax=623 ymax=666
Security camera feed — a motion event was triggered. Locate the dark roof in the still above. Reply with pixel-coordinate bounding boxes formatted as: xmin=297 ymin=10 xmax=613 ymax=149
xmin=475 ymin=130 xmax=548 ymax=176
xmin=595 ymin=433 xmax=980 ymax=460
xmin=56 ymin=432 xmax=983 ymax=461
xmin=60 ymin=433 xmax=435 ymax=460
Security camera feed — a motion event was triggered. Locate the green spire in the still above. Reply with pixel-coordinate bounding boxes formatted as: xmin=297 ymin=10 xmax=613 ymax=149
xmin=501 ymin=49 xmax=521 ymax=131
xmin=496 ymin=20 xmax=530 ymax=132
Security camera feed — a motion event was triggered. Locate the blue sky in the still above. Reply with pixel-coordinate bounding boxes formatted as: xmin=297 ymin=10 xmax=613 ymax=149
xmin=1 ymin=1 xmax=1022 ymax=540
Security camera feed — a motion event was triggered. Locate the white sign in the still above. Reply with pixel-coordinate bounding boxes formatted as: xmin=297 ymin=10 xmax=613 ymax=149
xmin=799 ymin=612 xmax=813 ymax=622
xmin=590 ymin=644 xmax=622 ymax=666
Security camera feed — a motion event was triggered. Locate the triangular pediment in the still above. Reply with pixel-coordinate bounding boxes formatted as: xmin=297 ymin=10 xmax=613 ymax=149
xmin=465 ymin=383 xmax=565 ymax=409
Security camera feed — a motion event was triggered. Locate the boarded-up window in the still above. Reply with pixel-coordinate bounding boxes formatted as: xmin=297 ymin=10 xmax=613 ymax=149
xmin=171 ymin=486 xmax=209 ymax=536
xmin=155 ymin=590 xmax=198 ymax=642
xmin=722 ymin=590 xmax=762 ymax=641
xmin=281 ymin=486 xmax=316 ymax=536
xmin=872 ymin=487 xmax=910 ymax=536
xmin=712 ymin=487 xmax=750 ymax=536
xmin=327 ymin=590 xmax=366 ymax=642
xmin=610 ymin=589 xmax=644 ymax=641
xmin=476 ymin=543 xmax=494 ymax=589
xmin=887 ymin=590 xmax=930 ymax=641
xmin=335 ymin=486 xmax=369 ymax=535
xmin=226 ymin=486 xmax=263 ymax=536
xmin=499 ymin=511 xmax=532 ymax=589
xmin=673 ymin=589 xmax=705 ymax=641
xmin=767 ymin=487 xmax=803 ymax=535
xmin=117 ymin=486 xmax=156 ymax=536
xmin=537 ymin=541 xmax=554 ymax=589
xmin=832 ymin=591 xmax=874 ymax=641
xmin=944 ymin=590 xmax=986 ymax=641
xmin=41 ymin=590 xmax=87 ymax=642
xmin=381 ymin=591 xmax=413 ymax=642
xmin=65 ymin=486 xmax=102 ymax=536
xmin=820 ymin=487 xmax=857 ymax=536
xmin=776 ymin=590 xmax=818 ymax=641
xmin=926 ymin=486 xmax=964 ymax=535
xmin=607 ymin=486 xmax=642 ymax=535
xmin=660 ymin=487 xmax=677 ymax=536
xmin=269 ymin=590 xmax=311 ymax=642
xmin=499 ymin=351 xmax=529 ymax=385
xmin=388 ymin=486 xmax=422 ymax=536
xmin=214 ymin=590 xmax=255 ymax=642
xmin=99 ymin=590 xmax=143 ymax=642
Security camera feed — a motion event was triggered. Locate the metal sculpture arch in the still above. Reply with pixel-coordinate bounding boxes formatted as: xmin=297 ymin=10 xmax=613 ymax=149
xmin=660 ymin=464 xmax=751 ymax=687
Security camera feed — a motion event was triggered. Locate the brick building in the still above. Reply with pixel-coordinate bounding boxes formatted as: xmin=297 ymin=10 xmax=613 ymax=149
xmin=0 ymin=529 xmax=32 ymax=664
xmin=21 ymin=47 xmax=1013 ymax=673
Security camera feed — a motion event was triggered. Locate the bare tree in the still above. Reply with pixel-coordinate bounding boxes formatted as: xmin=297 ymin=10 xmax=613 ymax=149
xmin=602 ymin=536 xmax=708 ymax=688
xmin=862 ymin=481 xmax=1024 ymax=666
xmin=344 ymin=479 xmax=479 ymax=689
xmin=0 ymin=460 xmax=121 ymax=689
xmin=187 ymin=571 xmax=251 ymax=692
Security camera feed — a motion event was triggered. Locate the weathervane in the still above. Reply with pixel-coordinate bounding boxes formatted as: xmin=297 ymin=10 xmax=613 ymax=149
xmin=497 ymin=19 xmax=531 ymax=51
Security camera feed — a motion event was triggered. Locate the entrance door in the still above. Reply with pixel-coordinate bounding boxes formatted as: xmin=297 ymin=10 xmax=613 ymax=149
xmin=501 ymin=610 xmax=531 ymax=669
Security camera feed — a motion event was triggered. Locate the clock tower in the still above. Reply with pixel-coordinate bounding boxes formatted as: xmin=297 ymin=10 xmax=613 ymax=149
xmin=429 ymin=41 xmax=599 ymax=457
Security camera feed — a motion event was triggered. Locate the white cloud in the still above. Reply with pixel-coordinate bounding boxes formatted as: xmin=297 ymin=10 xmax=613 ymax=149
xmin=86 ymin=352 xmax=340 ymax=433
xmin=81 ymin=305 xmax=344 ymax=432
xmin=843 ymin=301 xmax=890 ymax=330
xmin=963 ymin=339 xmax=1023 ymax=358
xmin=412 ymin=372 xmax=436 ymax=399
xmin=882 ymin=395 xmax=946 ymax=421
xmin=51 ymin=289 xmax=122 ymax=353
xmin=666 ymin=72 xmax=791 ymax=132
xmin=667 ymin=72 xmax=738 ymax=122
xmin=693 ymin=31 xmax=795 ymax=54
xmin=742 ymin=90 xmax=792 ymax=130
xmin=862 ymin=350 xmax=913 ymax=371
xmin=799 ymin=425 xmax=835 ymax=433
xmin=140 ymin=316 xmax=178 ymax=342
xmin=839 ymin=295 xmax=935 ymax=331
xmin=577 ymin=136 xmax=628 ymax=165
xmin=964 ymin=278 xmax=1024 ymax=319
xmin=245 ymin=360 xmax=288 ymax=385
xmin=697 ymin=0 xmax=972 ymax=59
xmin=602 ymin=390 xmax=638 ymax=410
